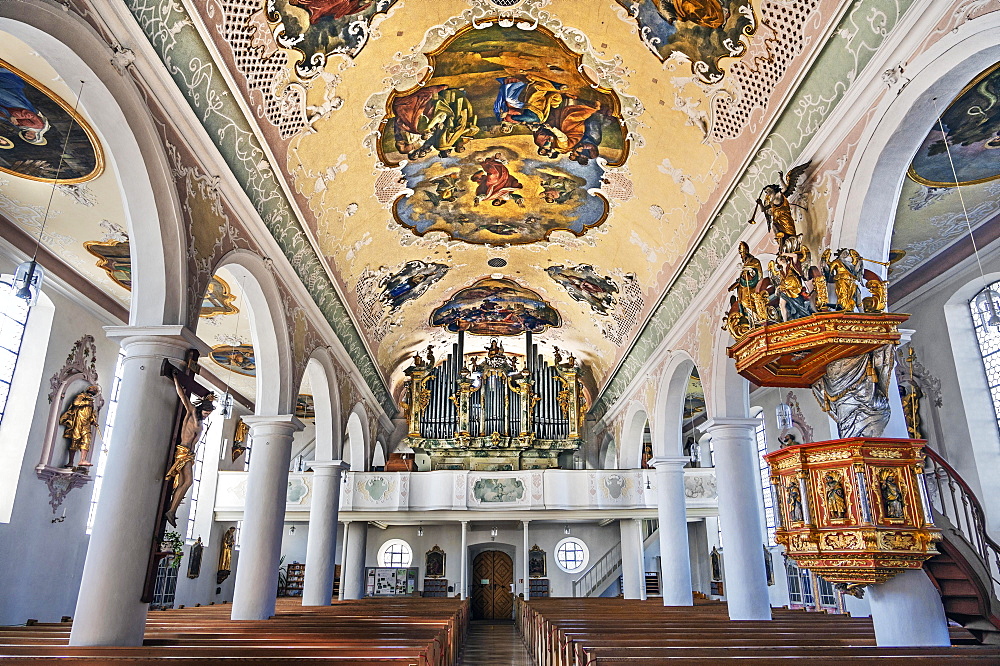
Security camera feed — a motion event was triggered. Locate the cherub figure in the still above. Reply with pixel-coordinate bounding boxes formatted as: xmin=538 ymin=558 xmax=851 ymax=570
xmin=749 ymin=162 xmax=811 ymax=256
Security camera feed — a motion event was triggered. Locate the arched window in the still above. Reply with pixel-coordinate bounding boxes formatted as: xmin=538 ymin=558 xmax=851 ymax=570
xmin=752 ymin=407 xmax=777 ymax=546
xmin=554 ymin=537 xmax=589 ymax=573
xmin=970 ymin=282 xmax=1000 ymax=435
xmin=0 ymin=279 xmax=30 ymax=423
xmin=377 ymin=538 xmax=413 ymax=567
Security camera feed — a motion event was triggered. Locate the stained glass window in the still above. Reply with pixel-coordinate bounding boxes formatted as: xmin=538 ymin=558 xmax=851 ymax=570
xmin=970 ymin=283 xmax=1000 ymax=436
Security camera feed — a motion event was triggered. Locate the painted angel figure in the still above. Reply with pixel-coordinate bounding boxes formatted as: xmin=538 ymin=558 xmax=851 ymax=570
xmin=749 ymin=162 xmax=811 ymax=256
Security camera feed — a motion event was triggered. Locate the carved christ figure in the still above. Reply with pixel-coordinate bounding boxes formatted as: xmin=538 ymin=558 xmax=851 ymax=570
xmin=164 ymin=374 xmax=215 ymax=526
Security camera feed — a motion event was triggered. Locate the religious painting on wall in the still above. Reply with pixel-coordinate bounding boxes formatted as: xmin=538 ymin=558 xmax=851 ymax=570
xmin=267 ymin=0 xmax=400 ymax=77
xmin=908 ymin=61 xmax=1000 ymax=186
xmin=211 ymin=344 xmax=256 ymax=376
xmin=376 ymin=23 xmax=629 ymax=245
xmin=84 ymin=239 xmax=131 ymax=290
xmin=528 ymin=545 xmax=546 ymax=578
xmin=295 ymin=394 xmax=316 ymax=419
xmin=0 ymin=59 xmax=103 ymax=182
xmin=187 ymin=538 xmax=204 ymax=579
xmin=430 ymin=277 xmax=561 ymax=336
xmin=425 ymin=545 xmax=446 ymax=578
xmin=200 ymin=276 xmax=239 ymax=318
xmin=379 ymin=260 xmax=449 ymax=309
xmin=615 ymin=0 xmax=755 ymax=82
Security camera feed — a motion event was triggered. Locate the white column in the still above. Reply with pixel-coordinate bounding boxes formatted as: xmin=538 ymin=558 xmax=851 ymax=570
xmin=460 ymin=521 xmax=469 ymax=600
xmin=650 ymin=457 xmax=694 ymax=606
xmin=703 ymin=418 xmax=772 ymax=620
xmin=522 ymin=520 xmax=530 ymax=600
xmin=231 ymin=415 xmax=304 ymax=620
xmin=338 ymin=521 xmax=349 ymax=601
xmin=71 ymin=327 xmax=207 ymax=646
xmin=869 ymin=569 xmax=950 ymax=646
xmin=620 ymin=519 xmax=645 ymax=599
xmin=341 ymin=521 xmax=368 ymax=600
xmin=302 ymin=461 xmax=349 ymax=606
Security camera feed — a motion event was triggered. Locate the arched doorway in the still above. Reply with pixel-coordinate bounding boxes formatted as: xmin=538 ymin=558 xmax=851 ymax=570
xmin=471 ymin=550 xmax=514 ymax=620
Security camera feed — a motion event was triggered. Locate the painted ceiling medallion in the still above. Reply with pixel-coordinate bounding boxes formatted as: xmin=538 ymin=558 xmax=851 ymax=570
xmin=616 ymin=0 xmax=755 ymax=82
xmin=267 ymin=0 xmax=400 ymax=78
xmin=908 ymin=61 xmax=1000 ymax=187
xmin=84 ymin=239 xmax=131 ymax=290
xmin=376 ymin=23 xmax=629 ymax=246
xmin=211 ymin=344 xmax=257 ymax=376
xmin=201 ymin=276 xmax=240 ymax=318
xmin=0 ymin=59 xmax=104 ymax=183
xmin=430 ymin=277 xmax=561 ymax=336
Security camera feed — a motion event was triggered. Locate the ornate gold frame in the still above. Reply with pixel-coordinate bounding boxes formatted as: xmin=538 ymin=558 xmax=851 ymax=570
xmin=0 ymin=58 xmax=105 ymax=184
xmin=83 ymin=238 xmax=131 ymax=291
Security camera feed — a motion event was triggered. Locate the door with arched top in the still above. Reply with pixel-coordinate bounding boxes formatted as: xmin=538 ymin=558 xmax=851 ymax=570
xmin=471 ymin=550 xmax=514 ymax=620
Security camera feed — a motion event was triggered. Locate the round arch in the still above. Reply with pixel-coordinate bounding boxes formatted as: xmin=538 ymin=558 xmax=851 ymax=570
xmin=832 ymin=15 xmax=1000 ymax=260
xmin=212 ymin=251 xmax=294 ymax=416
xmin=706 ymin=323 xmax=750 ymax=421
xmin=0 ymin=6 xmax=188 ymax=327
xmin=301 ymin=349 xmax=341 ymax=461
xmin=599 ymin=434 xmax=618 ymax=470
xmin=652 ymin=352 xmax=699 ymax=458
xmin=343 ymin=404 xmax=368 ymax=472
xmin=619 ymin=401 xmax=649 ymax=470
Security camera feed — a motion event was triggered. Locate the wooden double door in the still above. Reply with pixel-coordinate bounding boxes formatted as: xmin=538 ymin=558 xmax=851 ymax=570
xmin=471 ymin=550 xmax=514 ymax=620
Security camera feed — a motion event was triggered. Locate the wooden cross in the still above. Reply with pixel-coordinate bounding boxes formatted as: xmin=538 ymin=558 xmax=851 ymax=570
xmin=140 ymin=349 xmax=212 ymax=603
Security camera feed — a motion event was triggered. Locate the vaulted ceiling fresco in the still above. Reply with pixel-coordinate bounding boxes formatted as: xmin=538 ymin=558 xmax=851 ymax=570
xmin=182 ymin=0 xmax=841 ymax=401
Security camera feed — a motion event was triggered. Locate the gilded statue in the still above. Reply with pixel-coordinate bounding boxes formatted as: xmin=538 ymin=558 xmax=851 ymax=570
xmin=724 ymin=241 xmax=773 ymax=337
xmin=862 ymin=276 xmax=888 ymax=313
xmin=59 ymin=384 xmax=101 ymax=468
xmin=880 ymin=470 xmax=905 ymax=519
xmin=217 ymin=526 xmax=236 ymax=584
xmin=768 ymin=254 xmax=815 ymax=321
xmin=749 ymin=162 xmax=811 ymax=256
xmin=164 ymin=374 xmax=216 ymax=526
xmin=824 ymin=471 xmax=847 ymax=520
xmin=821 ymin=248 xmax=863 ymax=313
xmin=786 ymin=480 xmax=804 ymax=523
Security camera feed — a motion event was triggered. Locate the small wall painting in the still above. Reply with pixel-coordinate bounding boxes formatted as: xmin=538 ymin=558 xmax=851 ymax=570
xmin=295 ymin=394 xmax=316 ymax=419
xmin=615 ymin=1 xmax=755 ymax=82
xmin=376 ymin=23 xmax=629 ymax=245
xmin=908 ymin=61 xmax=1000 ymax=186
xmin=267 ymin=0 xmax=400 ymax=77
xmin=425 ymin=545 xmax=446 ymax=578
xmin=529 ymin=545 xmax=546 ymax=578
xmin=430 ymin=277 xmax=561 ymax=336
xmin=0 ymin=59 xmax=103 ymax=182
xmin=472 ymin=477 xmax=525 ymax=503
xmin=210 ymin=344 xmax=256 ymax=376
xmin=545 ymin=264 xmax=618 ymax=315
xmin=201 ymin=276 xmax=239 ymax=318
xmin=84 ymin=239 xmax=131 ymax=290
xmin=380 ymin=260 xmax=449 ymax=309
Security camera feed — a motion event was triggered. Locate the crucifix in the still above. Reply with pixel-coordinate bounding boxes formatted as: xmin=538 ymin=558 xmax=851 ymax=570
xmin=140 ymin=349 xmax=215 ymax=603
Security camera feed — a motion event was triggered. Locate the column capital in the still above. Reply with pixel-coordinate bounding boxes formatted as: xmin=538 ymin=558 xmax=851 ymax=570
xmin=104 ymin=325 xmax=210 ymax=357
xmin=702 ymin=417 xmax=761 ymax=433
xmin=521 ymin=520 xmax=530 ymax=528
xmin=308 ymin=460 xmax=350 ymax=474
xmin=648 ymin=456 xmax=689 ymax=471
xmin=243 ymin=414 xmax=305 ymax=435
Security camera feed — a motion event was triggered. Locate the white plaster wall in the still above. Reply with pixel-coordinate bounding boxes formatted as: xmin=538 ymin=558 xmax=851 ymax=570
xmin=0 ymin=254 xmax=123 ymax=625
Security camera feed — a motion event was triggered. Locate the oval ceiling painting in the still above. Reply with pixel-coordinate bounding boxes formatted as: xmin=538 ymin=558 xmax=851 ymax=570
xmin=430 ymin=277 xmax=561 ymax=336
xmin=377 ymin=23 xmax=629 ymax=246
xmin=0 ymin=59 xmax=103 ymax=183
xmin=908 ymin=61 xmax=1000 ymax=187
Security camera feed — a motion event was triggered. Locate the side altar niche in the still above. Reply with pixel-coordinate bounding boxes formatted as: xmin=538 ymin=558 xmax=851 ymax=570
xmin=401 ymin=334 xmax=584 ymax=471
xmin=726 ymin=164 xmax=938 ymax=596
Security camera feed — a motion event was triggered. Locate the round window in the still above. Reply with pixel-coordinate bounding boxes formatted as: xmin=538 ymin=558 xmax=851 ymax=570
xmin=377 ymin=538 xmax=413 ymax=567
xmin=554 ymin=537 xmax=589 ymax=573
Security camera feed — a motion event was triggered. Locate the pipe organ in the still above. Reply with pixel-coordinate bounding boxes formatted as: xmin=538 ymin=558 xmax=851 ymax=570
xmin=402 ymin=335 xmax=585 ymax=470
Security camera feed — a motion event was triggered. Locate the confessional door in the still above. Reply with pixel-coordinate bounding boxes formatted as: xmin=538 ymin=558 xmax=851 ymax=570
xmin=471 ymin=550 xmax=514 ymax=620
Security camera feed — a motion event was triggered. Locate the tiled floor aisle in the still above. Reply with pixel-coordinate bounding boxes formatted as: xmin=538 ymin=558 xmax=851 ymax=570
xmin=458 ymin=621 xmax=534 ymax=665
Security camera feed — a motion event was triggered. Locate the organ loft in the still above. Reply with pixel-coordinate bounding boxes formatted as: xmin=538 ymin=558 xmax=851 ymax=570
xmin=1 ymin=0 xmax=1000 ymax=662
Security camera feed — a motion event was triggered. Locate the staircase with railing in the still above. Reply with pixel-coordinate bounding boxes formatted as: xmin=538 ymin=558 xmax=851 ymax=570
xmin=922 ymin=447 xmax=1000 ymax=644
xmin=572 ymin=542 xmax=622 ymax=598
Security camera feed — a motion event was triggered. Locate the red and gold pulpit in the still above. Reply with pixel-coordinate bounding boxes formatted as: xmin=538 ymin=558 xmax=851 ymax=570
xmin=765 ymin=437 xmax=938 ymax=593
